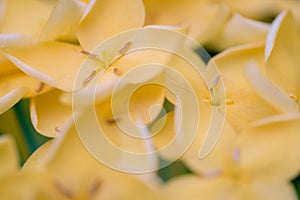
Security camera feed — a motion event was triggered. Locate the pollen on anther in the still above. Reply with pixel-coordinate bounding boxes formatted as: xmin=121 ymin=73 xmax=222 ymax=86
xmin=111 ymin=67 xmax=121 ymax=76
xmin=81 ymin=50 xmax=98 ymax=59
xmin=35 ymin=82 xmax=44 ymax=93
xmin=118 ymin=41 xmax=132 ymax=55
xmin=54 ymin=181 xmax=73 ymax=198
xmin=106 ymin=118 xmax=120 ymax=124
xmin=83 ymin=70 xmax=97 ymax=85
xmin=89 ymin=180 xmax=102 ymax=197
xmin=55 ymin=126 xmax=62 ymax=133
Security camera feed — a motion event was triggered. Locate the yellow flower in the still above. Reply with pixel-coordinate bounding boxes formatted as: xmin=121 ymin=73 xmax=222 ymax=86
xmin=0 ymin=0 xmax=83 ymax=114
xmin=0 ymin=135 xmax=67 ymax=200
xmin=162 ymin=114 xmax=300 ymax=200
xmin=22 ymin=125 xmax=164 ymax=200
xmin=143 ymin=0 xmax=271 ymax=50
xmin=201 ymin=10 xmax=300 ymax=132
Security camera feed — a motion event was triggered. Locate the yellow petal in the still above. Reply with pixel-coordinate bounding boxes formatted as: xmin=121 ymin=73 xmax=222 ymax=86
xmin=78 ymin=0 xmax=145 ymax=50
xmin=238 ymin=112 xmax=300 ymax=182
xmin=0 ymin=173 xmax=67 ymax=200
xmin=30 ymin=90 xmax=73 ymax=137
xmin=0 ymin=135 xmax=19 ymax=178
xmin=162 ymin=175 xmax=297 ymax=200
xmin=0 ymin=69 xmax=50 ymax=114
xmin=144 ymin=1 xmax=230 ymax=46
xmin=212 ymin=13 xmax=269 ymax=50
xmin=234 ymin=181 xmax=297 ymax=200
xmin=245 ymin=62 xmax=297 ymax=112
xmin=219 ymin=0 xmax=278 ymax=21
xmin=0 ymin=0 xmax=57 ymax=37
xmin=210 ymin=44 xmax=279 ymax=132
xmin=40 ymin=0 xmax=85 ymax=42
xmin=265 ymin=11 xmax=300 ymax=97
xmin=24 ymin=126 xmax=162 ymax=199
xmin=0 ymin=87 xmax=27 ymax=115
xmin=183 ymin=119 xmax=237 ymax=176
xmin=3 ymin=41 xmax=89 ymax=92
xmin=161 ymin=175 xmax=233 ymax=200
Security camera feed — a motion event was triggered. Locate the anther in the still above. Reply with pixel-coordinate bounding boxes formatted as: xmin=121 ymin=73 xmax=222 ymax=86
xmin=81 ymin=50 xmax=98 ymax=59
xmin=89 ymin=180 xmax=102 ymax=197
xmin=106 ymin=118 xmax=120 ymax=124
xmin=35 ymin=82 xmax=44 ymax=93
xmin=232 ymin=148 xmax=240 ymax=164
xmin=83 ymin=70 xmax=97 ymax=85
xmin=110 ymin=67 xmax=121 ymax=76
xmin=118 ymin=41 xmax=132 ymax=55
xmin=55 ymin=126 xmax=62 ymax=133
xmin=54 ymin=181 xmax=74 ymax=198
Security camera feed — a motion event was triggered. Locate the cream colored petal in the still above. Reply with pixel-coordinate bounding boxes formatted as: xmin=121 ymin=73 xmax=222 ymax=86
xmin=0 ymin=173 xmax=67 ymax=200
xmin=245 ymin=62 xmax=297 ymax=112
xmin=238 ymin=113 xmax=300 ymax=182
xmin=3 ymin=41 xmax=90 ymax=92
xmin=0 ymin=87 xmax=27 ymax=115
xmin=210 ymin=44 xmax=279 ymax=132
xmin=161 ymin=175 xmax=233 ymax=200
xmin=234 ymin=181 xmax=297 ymax=200
xmin=219 ymin=0 xmax=278 ymax=20
xmin=265 ymin=11 xmax=300 ymax=97
xmin=78 ymin=0 xmax=145 ymax=50
xmin=0 ymin=70 xmax=51 ymax=114
xmin=162 ymin=175 xmax=297 ymax=200
xmin=40 ymin=0 xmax=85 ymax=42
xmin=0 ymin=135 xmax=19 ymax=178
xmin=183 ymin=118 xmax=237 ymax=176
xmin=30 ymin=90 xmax=73 ymax=137
xmin=0 ymin=0 xmax=58 ymax=37
xmin=144 ymin=1 xmax=230 ymax=46
xmin=212 ymin=14 xmax=269 ymax=50
xmin=24 ymin=126 xmax=162 ymax=199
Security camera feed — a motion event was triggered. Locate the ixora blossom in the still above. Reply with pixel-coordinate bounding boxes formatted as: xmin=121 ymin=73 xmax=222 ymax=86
xmin=0 ymin=135 xmax=67 ymax=199
xmin=143 ymin=1 xmax=270 ymax=50
xmin=0 ymin=0 xmax=86 ymax=114
xmin=162 ymin=113 xmax=300 ymax=200
xmin=0 ymin=131 xmax=163 ymax=200
xmin=21 ymin=126 xmax=163 ymax=200
xmin=197 ymin=10 xmax=300 ymax=132
xmin=0 ymin=0 xmax=169 ymax=137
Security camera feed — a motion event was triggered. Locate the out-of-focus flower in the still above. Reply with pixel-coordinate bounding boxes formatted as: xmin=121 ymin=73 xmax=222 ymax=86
xmin=143 ymin=0 xmax=271 ymax=50
xmin=22 ymin=125 xmax=164 ymax=200
xmin=0 ymin=135 xmax=66 ymax=200
xmin=162 ymin=113 xmax=300 ymax=200
xmin=201 ymin=10 xmax=300 ymax=132
xmin=26 ymin=0 xmax=172 ymax=137
xmin=0 ymin=0 xmax=85 ymax=114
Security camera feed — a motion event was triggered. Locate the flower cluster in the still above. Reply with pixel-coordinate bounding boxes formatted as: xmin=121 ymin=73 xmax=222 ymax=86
xmin=1 ymin=0 xmax=300 ymax=199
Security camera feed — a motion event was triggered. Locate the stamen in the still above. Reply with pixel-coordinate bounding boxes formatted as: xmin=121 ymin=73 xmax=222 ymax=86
xmin=54 ymin=181 xmax=73 ymax=198
xmin=55 ymin=126 xmax=62 ymax=133
xmin=35 ymin=82 xmax=44 ymax=93
xmin=118 ymin=41 xmax=132 ymax=55
xmin=212 ymin=75 xmax=221 ymax=86
xmin=232 ymin=148 xmax=240 ymax=163
xmin=81 ymin=50 xmax=98 ymax=59
xmin=89 ymin=180 xmax=102 ymax=197
xmin=202 ymin=169 xmax=222 ymax=178
xmin=106 ymin=118 xmax=120 ymax=124
xmin=110 ymin=66 xmax=121 ymax=76
xmin=83 ymin=70 xmax=97 ymax=85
